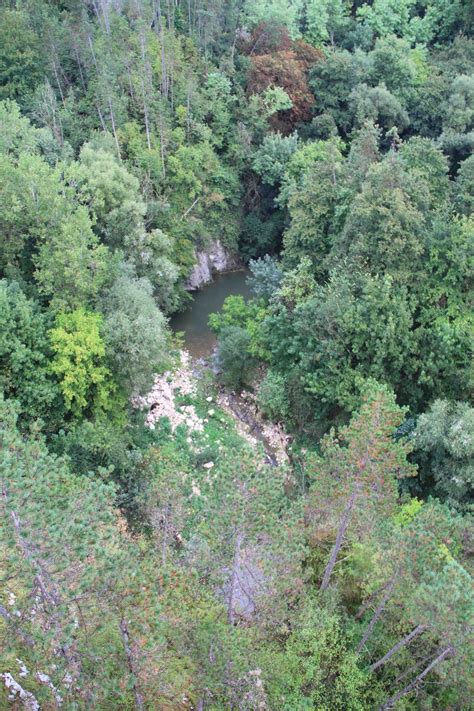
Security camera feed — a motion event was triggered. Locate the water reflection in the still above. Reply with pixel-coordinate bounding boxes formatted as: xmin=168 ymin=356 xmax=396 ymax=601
xmin=170 ymin=270 xmax=251 ymax=359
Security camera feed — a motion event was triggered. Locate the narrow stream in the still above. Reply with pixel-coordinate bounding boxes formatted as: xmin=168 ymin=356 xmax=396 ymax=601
xmin=170 ymin=270 xmax=251 ymax=359
xmin=169 ymin=270 xmax=285 ymax=467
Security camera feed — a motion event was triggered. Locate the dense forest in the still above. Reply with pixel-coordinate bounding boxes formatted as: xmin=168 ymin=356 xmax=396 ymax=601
xmin=0 ymin=0 xmax=473 ymax=708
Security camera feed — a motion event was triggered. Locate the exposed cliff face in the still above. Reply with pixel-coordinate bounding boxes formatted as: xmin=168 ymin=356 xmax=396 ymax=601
xmin=186 ymin=240 xmax=240 ymax=290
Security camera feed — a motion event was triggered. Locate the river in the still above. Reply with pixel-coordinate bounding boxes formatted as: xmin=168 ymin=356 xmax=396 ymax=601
xmin=170 ymin=270 xmax=251 ymax=359
xmin=168 ymin=268 xmax=288 ymax=466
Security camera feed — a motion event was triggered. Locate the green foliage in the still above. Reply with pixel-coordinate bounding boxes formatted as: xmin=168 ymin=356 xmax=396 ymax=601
xmin=455 ymin=154 xmax=474 ymax=215
xmin=331 ymin=156 xmax=426 ymax=284
xmin=262 ymin=85 xmax=294 ymax=115
xmin=49 ymin=309 xmax=115 ymax=417
xmin=349 ymin=83 xmax=409 ymax=132
xmin=0 ymin=10 xmax=44 ymax=104
xmin=0 ymin=396 xmax=170 ymax=707
xmin=394 ymin=497 xmax=423 ymax=526
xmin=163 ymin=132 xmax=241 ymax=257
xmin=52 ymin=413 xmax=159 ymax=518
xmin=413 ymin=400 xmax=474 ymax=511
xmin=210 ymin=294 xmax=268 ymax=358
xmin=257 ymin=369 xmax=290 ymax=421
xmin=309 ymin=50 xmax=369 ymax=134
xmin=252 ymin=131 xmax=298 ymax=186
xmin=355 ymin=0 xmax=450 ymax=44
xmin=277 ymin=256 xmax=318 ymax=307
xmin=209 ymin=294 xmax=261 ymax=334
xmin=216 ymin=326 xmax=256 ymax=389
xmin=282 ymin=142 xmax=344 ymax=274
xmin=0 ymin=151 xmax=68 ymax=279
xmin=440 ymin=74 xmax=474 ymax=164
xmin=0 ymin=280 xmax=61 ymax=425
xmin=243 ymin=0 xmax=303 ymax=39
xmin=369 ymin=36 xmax=422 ymax=102
xmin=277 ymin=137 xmax=344 ymax=207
xmin=68 ymin=141 xmax=147 ymax=252
xmin=101 ymin=265 xmax=170 ymax=396
xmin=199 ymin=72 xmax=236 ymax=149
xmin=277 ymin=600 xmax=371 ymax=709
xmin=247 ymin=255 xmax=283 ymax=301
xmin=263 ymin=268 xmax=423 ymax=421
xmin=239 ymin=210 xmax=285 ymax=260
xmin=304 ymin=0 xmax=352 ymax=46
xmin=307 ymin=383 xmax=416 ymax=541
xmin=400 ymin=136 xmax=450 ymax=207
xmin=35 ymin=206 xmax=113 ymax=311
xmin=0 ymin=99 xmax=41 ymax=156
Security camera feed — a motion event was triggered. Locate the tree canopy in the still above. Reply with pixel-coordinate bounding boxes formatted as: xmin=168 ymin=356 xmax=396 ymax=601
xmin=0 ymin=0 xmax=472 ymax=707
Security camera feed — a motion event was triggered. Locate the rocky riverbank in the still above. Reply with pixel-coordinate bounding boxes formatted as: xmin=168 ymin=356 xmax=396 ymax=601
xmin=185 ymin=240 xmax=241 ymax=290
xmin=215 ymin=388 xmax=290 ymax=466
xmin=133 ymin=351 xmax=204 ymax=433
xmin=135 ymin=350 xmax=291 ymax=467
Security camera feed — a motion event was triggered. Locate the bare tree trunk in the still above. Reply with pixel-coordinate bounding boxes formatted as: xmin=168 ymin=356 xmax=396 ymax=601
xmin=119 ymin=619 xmax=145 ymax=710
xmin=124 ymin=57 xmax=136 ymax=103
xmin=355 ymin=580 xmax=392 ymax=620
xmin=165 ymin=0 xmax=173 ymax=31
xmin=181 ymin=197 xmax=200 ymax=220
xmin=96 ymin=104 xmax=107 ymax=131
xmin=87 ymin=33 xmax=119 ymax=154
xmin=158 ymin=103 xmax=166 ymax=177
xmin=320 ymin=485 xmax=359 ymax=590
xmin=392 ymin=649 xmax=438 ymax=686
xmin=169 ymin=52 xmax=174 ymax=110
xmin=87 ymin=34 xmax=108 ymax=134
xmin=37 ymin=82 xmax=64 ymax=146
xmin=138 ymin=28 xmax=152 ymax=150
xmin=8 ymin=509 xmax=82 ymax=680
xmin=378 ymin=646 xmax=455 ymax=710
xmin=108 ymin=96 xmax=121 ymax=159
xmin=0 ymin=673 xmax=40 ymax=711
xmin=230 ymin=31 xmax=237 ymax=67
xmin=51 ymin=53 xmax=66 ymax=106
xmin=99 ymin=0 xmax=111 ymax=34
xmin=186 ymin=81 xmax=191 ymax=140
xmin=356 ymin=574 xmax=397 ymax=654
xmin=90 ymin=0 xmax=104 ymax=31
xmin=140 ymin=77 xmax=152 ymax=149
xmin=153 ymin=0 xmax=167 ymax=97
xmin=227 ymin=531 xmax=244 ymax=625
xmin=87 ymin=33 xmax=98 ymax=68
xmin=320 ymin=399 xmax=383 ymax=591
xmin=370 ymin=624 xmax=428 ymax=673
xmin=72 ymin=42 xmax=87 ymax=92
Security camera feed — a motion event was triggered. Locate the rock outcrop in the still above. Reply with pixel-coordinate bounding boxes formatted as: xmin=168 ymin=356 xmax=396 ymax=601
xmin=186 ymin=239 xmax=240 ymax=290
xmin=133 ymin=351 xmax=204 ymax=433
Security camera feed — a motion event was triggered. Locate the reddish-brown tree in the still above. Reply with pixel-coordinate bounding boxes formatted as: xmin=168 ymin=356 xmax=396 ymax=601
xmin=245 ymin=24 xmax=323 ymax=132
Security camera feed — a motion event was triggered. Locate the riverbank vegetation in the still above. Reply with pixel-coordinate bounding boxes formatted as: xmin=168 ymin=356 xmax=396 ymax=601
xmin=1 ymin=0 xmax=473 ymax=708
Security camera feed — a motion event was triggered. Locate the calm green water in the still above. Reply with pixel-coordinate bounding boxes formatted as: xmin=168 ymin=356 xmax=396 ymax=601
xmin=170 ymin=270 xmax=252 ymax=359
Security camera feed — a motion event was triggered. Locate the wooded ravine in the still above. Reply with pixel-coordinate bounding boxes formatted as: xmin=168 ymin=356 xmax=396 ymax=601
xmin=0 ymin=0 xmax=473 ymax=708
